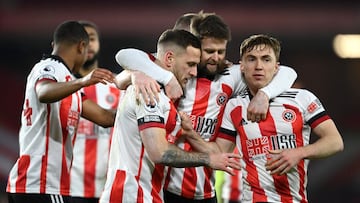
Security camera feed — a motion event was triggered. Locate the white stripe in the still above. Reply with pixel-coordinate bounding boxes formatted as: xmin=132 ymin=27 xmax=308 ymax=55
xmin=59 ymin=195 xmax=64 ymax=203
xmin=50 ymin=194 xmax=56 ymax=203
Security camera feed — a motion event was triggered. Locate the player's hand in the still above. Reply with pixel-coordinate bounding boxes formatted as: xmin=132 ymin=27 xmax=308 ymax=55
xmin=247 ymin=90 xmax=269 ymax=122
xmin=131 ymin=71 xmax=160 ymax=106
xmin=179 ymin=111 xmax=194 ymax=136
xmin=265 ymin=149 xmax=302 ymax=175
xmin=208 ymin=153 xmax=241 ymax=176
xmin=81 ymin=68 xmax=115 ymax=87
xmin=165 ymin=76 xmax=183 ymax=102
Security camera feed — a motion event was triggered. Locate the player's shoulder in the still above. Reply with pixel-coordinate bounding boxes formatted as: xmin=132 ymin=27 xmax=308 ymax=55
xmin=227 ymin=90 xmax=249 ymax=105
xmin=227 ymin=64 xmax=240 ymax=72
xmin=278 ymin=88 xmax=316 ymax=100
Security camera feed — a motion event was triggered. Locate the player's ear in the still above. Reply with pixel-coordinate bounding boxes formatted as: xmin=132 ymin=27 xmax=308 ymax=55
xmin=164 ymin=51 xmax=175 ymax=67
xmin=274 ymin=62 xmax=280 ymax=74
xmin=239 ymin=60 xmax=245 ymax=73
xmin=78 ymin=40 xmax=87 ymax=54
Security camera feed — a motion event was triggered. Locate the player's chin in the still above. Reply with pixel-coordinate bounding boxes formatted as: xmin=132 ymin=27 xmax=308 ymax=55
xmin=207 ymin=64 xmax=218 ymax=73
xmin=181 ymin=79 xmax=188 ymax=88
xmin=87 ymin=54 xmax=94 ymax=60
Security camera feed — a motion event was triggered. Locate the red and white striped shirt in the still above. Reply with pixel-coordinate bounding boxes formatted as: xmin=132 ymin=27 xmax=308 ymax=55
xmin=164 ymin=65 xmax=244 ymax=199
xmin=99 ymin=85 xmax=182 ymax=203
xmin=70 ymin=83 xmax=123 ymax=198
xmin=7 ymin=55 xmax=83 ymax=195
xmin=218 ymin=89 xmax=330 ymax=203
xmin=114 ymin=48 xmax=297 ymax=200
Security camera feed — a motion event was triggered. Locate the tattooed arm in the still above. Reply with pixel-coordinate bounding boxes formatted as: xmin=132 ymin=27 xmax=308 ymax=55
xmin=140 ymin=127 xmax=240 ymax=174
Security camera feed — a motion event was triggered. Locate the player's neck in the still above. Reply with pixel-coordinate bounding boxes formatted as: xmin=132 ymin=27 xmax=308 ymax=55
xmin=79 ymin=61 xmax=98 ymax=77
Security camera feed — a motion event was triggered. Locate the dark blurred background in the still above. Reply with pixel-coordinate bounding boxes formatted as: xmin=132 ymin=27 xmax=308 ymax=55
xmin=0 ymin=0 xmax=359 ymax=202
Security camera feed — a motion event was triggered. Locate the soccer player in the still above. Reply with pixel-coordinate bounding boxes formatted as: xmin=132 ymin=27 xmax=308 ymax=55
xmin=115 ymin=13 xmax=297 ymax=203
xmin=69 ymin=21 xmax=125 ymax=203
xmin=184 ymin=34 xmax=344 ymax=203
xmin=99 ymin=29 xmax=241 ymax=203
xmin=6 ymin=21 xmax=116 ymax=203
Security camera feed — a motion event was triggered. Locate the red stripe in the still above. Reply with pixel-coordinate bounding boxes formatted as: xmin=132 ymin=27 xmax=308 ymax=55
xmin=109 ymin=86 xmax=121 ymax=109
xmin=201 ymin=83 xmax=233 ymax=198
xmin=59 ymin=93 xmax=73 ymax=195
xmin=165 ymin=101 xmax=177 ymax=134
xmin=182 ymin=78 xmax=212 ymax=198
xmin=310 ymin=115 xmax=330 ymax=129
xmin=15 ymin=155 xmax=30 ymax=193
xmin=84 ymin=139 xmax=97 ymax=197
xmin=163 ymin=168 xmax=171 ymax=191
xmin=136 ymin=146 xmax=145 ymax=203
xmin=234 ymin=106 xmax=267 ymax=202
xmin=203 ymin=167 xmax=213 ymax=198
xmin=83 ymin=85 xmax=97 ymax=197
xmin=109 ymin=170 xmax=126 ymax=202
xmin=260 ymin=113 xmax=292 ymax=203
xmin=217 ymin=132 xmax=236 ymax=142
xmin=139 ymin=122 xmax=165 ymax=131
xmin=215 ymin=84 xmax=233 ymax=138
xmin=151 ymin=164 xmax=165 ymax=203
xmin=229 ymin=168 xmax=241 ymax=200
xmin=40 ymin=104 xmax=51 ymax=193
xmin=284 ymin=104 xmax=307 ymax=203
xmin=229 ymin=148 xmax=241 ymax=201
xmin=191 ymin=78 xmax=211 ymax=117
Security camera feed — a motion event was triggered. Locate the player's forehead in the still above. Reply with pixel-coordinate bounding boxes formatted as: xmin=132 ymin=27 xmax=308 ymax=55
xmin=201 ymin=37 xmax=227 ymax=47
xmin=244 ymin=44 xmax=275 ymax=57
xmin=84 ymin=26 xmax=98 ymax=37
xmin=182 ymin=46 xmax=201 ymax=62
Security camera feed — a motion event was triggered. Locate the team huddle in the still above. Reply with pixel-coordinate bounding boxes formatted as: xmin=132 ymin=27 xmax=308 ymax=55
xmin=6 ymin=11 xmax=343 ymax=203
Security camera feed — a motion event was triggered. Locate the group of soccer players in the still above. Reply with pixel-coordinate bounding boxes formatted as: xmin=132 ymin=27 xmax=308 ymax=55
xmin=7 ymin=11 xmax=343 ymax=203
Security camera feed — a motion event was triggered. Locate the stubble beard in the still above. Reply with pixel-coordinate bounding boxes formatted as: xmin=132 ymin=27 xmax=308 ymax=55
xmin=83 ymin=53 xmax=99 ymax=70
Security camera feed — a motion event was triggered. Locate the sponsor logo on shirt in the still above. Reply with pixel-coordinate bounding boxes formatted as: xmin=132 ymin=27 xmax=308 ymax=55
xmin=307 ymin=99 xmax=322 ymax=113
xmin=246 ymin=134 xmax=297 ymax=161
xmin=144 ymin=115 xmax=162 ymax=122
xmin=189 ymin=115 xmax=218 ymax=140
xmin=40 ymin=65 xmax=55 ymax=74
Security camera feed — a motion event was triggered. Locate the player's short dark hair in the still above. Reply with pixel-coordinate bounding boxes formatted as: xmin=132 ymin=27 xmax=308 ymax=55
xmin=78 ymin=20 xmax=100 ymax=37
xmin=191 ymin=13 xmax=231 ymax=41
xmin=240 ymin=34 xmax=281 ymax=61
xmin=53 ymin=20 xmax=89 ymax=45
xmin=158 ymin=29 xmax=201 ymax=51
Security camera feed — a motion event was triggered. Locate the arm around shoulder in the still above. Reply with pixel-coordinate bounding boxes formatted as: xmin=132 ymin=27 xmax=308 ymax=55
xmin=115 ymin=48 xmax=174 ymax=85
xmin=260 ymin=65 xmax=297 ymax=99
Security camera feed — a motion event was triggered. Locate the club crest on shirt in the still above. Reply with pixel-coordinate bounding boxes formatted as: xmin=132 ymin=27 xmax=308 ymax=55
xmin=282 ymin=109 xmax=296 ymax=122
xmin=106 ymin=93 xmax=117 ymax=106
xmin=216 ymin=93 xmax=228 ymax=106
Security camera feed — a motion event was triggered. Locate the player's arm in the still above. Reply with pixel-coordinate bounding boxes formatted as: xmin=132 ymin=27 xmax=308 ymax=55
xmin=115 ymin=48 xmax=183 ymax=101
xmin=247 ymin=65 xmax=297 ymax=122
xmin=179 ymin=112 xmax=236 ymax=153
xmin=179 ymin=112 xmax=220 ymax=153
xmin=115 ymin=70 xmax=161 ymax=106
xmin=266 ymin=119 xmax=344 ymax=175
xmin=141 ymin=127 xmax=240 ymax=175
xmin=81 ymin=99 xmax=116 ymax=128
xmin=36 ymin=68 xmax=114 ymax=103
